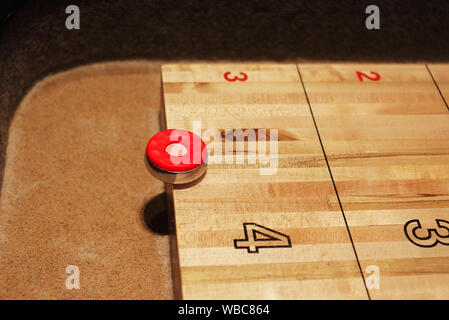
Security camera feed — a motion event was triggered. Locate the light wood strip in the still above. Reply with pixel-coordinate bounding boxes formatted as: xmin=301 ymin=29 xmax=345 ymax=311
xmin=182 ymin=278 xmax=367 ymax=300
xmin=428 ymin=64 xmax=449 ymax=110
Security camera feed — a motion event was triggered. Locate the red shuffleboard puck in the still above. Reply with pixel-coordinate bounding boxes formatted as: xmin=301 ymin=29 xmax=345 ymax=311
xmin=145 ymin=129 xmax=207 ymax=185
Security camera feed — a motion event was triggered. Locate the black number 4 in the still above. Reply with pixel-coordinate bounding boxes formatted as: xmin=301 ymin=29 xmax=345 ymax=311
xmin=234 ymin=223 xmax=292 ymax=253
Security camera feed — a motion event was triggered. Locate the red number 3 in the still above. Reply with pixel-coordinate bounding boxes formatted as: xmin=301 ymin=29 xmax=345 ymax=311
xmin=356 ymin=71 xmax=381 ymax=82
xmin=224 ymin=72 xmax=248 ymax=82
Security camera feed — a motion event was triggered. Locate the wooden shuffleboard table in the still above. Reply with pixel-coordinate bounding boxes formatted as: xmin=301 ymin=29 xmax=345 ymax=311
xmin=1 ymin=62 xmax=448 ymax=300
xmin=161 ymin=63 xmax=449 ymax=299
xmin=2 ymin=0 xmax=449 ymax=303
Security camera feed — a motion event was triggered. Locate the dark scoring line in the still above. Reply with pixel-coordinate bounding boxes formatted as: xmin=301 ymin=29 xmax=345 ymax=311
xmin=295 ymin=64 xmax=371 ymax=300
xmin=425 ymin=64 xmax=449 ymax=112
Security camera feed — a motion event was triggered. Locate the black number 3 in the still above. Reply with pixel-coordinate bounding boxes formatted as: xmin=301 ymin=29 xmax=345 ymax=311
xmin=404 ymin=219 xmax=449 ymax=248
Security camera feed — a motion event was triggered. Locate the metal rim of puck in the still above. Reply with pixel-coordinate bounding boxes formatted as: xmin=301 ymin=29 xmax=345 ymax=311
xmin=146 ymin=129 xmax=207 ymax=184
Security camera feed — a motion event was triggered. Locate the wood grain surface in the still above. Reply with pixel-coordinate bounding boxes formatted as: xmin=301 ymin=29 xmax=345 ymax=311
xmin=162 ymin=63 xmax=449 ymax=299
xmin=300 ymin=64 xmax=449 ymax=299
xmin=162 ymin=64 xmax=368 ymax=299
xmin=428 ymin=64 xmax=449 ymax=110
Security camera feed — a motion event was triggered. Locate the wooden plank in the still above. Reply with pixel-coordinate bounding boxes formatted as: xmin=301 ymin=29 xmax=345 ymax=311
xmin=428 ymin=64 xmax=449 ymax=110
xmin=299 ymin=64 xmax=449 ymax=299
xmin=161 ymin=64 xmax=368 ymax=299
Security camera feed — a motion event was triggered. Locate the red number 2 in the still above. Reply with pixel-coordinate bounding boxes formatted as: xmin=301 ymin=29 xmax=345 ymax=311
xmin=356 ymin=71 xmax=381 ymax=82
xmin=224 ymin=72 xmax=248 ymax=82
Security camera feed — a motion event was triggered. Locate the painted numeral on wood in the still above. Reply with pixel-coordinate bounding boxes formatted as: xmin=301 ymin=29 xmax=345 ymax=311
xmin=234 ymin=223 xmax=292 ymax=253
xmin=224 ymin=72 xmax=248 ymax=82
xmin=356 ymin=71 xmax=381 ymax=82
xmin=404 ymin=219 xmax=449 ymax=248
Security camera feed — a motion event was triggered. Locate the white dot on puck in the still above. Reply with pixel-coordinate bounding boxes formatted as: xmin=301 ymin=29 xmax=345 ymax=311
xmin=165 ymin=143 xmax=188 ymax=157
